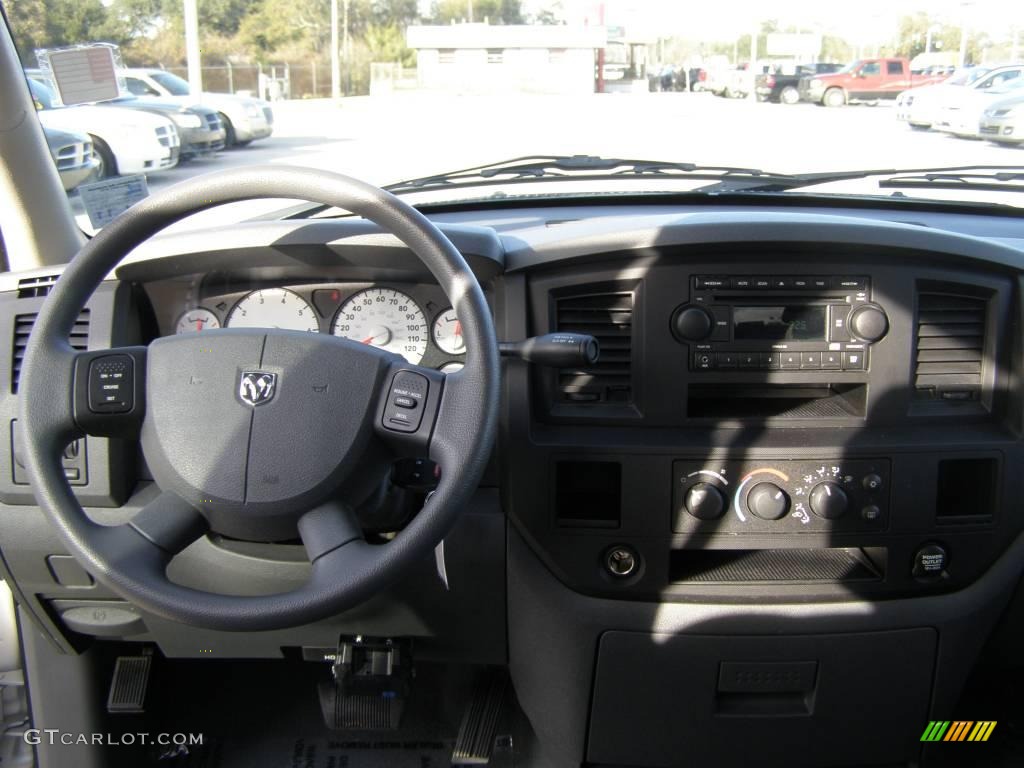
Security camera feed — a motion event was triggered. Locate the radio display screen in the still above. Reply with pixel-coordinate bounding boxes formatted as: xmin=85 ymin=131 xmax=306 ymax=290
xmin=733 ymin=305 xmax=827 ymax=341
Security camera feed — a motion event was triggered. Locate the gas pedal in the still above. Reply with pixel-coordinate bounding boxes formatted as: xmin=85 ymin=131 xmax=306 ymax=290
xmin=106 ymin=653 xmax=152 ymax=713
xmin=452 ymin=668 xmax=508 ymax=765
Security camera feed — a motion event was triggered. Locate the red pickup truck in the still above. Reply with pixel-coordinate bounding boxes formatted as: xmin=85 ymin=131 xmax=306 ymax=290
xmin=798 ymin=58 xmax=943 ymax=106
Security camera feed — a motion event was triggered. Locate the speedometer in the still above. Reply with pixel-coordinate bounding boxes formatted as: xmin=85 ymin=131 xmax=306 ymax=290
xmin=332 ymin=288 xmax=428 ymax=364
xmin=225 ymin=288 xmax=318 ymax=332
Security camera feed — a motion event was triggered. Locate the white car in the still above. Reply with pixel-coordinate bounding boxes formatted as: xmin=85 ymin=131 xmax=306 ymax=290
xmin=934 ymin=68 xmax=1024 ymax=138
xmin=29 ymin=79 xmax=179 ymax=179
xmin=895 ymin=66 xmax=993 ymax=129
xmin=121 ymin=68 xmax=273 ymax=147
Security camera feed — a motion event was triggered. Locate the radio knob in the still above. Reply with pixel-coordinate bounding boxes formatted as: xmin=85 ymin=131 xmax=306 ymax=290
xmin=848 ymin=304 xmax=889 ymax=343
xmin=673 ymin=306 xmax=714 ymax=342
xmin=685 ymin=482 xmax=726 ymax=520
xmin=809 ymin=482 xmax=848 ymax=520
xmin=747 ymin=482 xmax=790 ymax=520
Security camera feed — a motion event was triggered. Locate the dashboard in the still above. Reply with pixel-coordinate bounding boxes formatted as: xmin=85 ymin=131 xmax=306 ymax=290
xmin=146 ymin=277 xmax=468 ymax=372
xmin=2 ymin=200 xmax=1024 ymax=768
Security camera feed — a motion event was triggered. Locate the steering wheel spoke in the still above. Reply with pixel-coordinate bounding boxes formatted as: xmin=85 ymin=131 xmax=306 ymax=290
xmin=128 ymin=491 xmax=209 ymax=557
xmin=298 ymin=500 xmax=363 ymax=563
xmin=71 ymin=347 xmax=147 ymax=438
xmin=373 ymin=361 xmax=447 ymax=457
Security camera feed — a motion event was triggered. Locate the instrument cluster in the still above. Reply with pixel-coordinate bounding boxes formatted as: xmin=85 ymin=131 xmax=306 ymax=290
xmin=162 ymin=280 xmax=467 ymax=372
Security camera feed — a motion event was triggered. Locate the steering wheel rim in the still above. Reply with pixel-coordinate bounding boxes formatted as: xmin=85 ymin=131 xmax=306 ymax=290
xmin=18 ymin=166 xmax=499 ymax=631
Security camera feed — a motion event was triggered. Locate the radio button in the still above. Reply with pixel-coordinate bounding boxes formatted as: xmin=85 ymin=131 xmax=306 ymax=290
xmin=730 ymin=276 xmax=754 ymax=289
xmin=738 ymin=352 xmax=759 ymax=369
xmin=833 ymin=276 xmax=869 ymax=291
xmin=752 ymin=277 xmax=772 ymax=290
xmin=842 ymin=350 xmax=868 ymax=371
xmin=674 ymin=306 xmax=714 ymax=341
xmin=695 ymin=276 xmax=730 ymax=289
xmin=693 ymin=352 xmax=715 ymax=370
xmin=761 ymin=352 xmax=781 ymax=370
xmin=821 ymin=351 xmax=842 ymax=369
xmin=710 ymin=307 xmax=732 ymax=341
xmin=809 ymin=277 xmax=830 ymax=290
xmin=716 ymin=352 xmax=737 ymax=369
xmin=801 ymin=352 xmax=821 ymax=369
xmin=829 ymin=305 xmax=851 ymax=342
xmin=770 ymin=276 xmax=792 ymax=289
xmin=780 ymin=352 xmax=800 ymax=369
xmin=791 ymin=276 xmax=813 ymax=289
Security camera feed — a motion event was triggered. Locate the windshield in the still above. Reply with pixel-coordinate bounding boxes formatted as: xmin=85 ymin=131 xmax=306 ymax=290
xmin=6 ymin=0 xmax=1024 ymax=230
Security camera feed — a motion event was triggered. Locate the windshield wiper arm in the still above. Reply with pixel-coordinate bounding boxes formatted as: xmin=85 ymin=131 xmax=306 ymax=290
xmin=719 ymin=165 xmax=1024 ymax=193
xmin=383 ymin=154 xmax=796 ymax=194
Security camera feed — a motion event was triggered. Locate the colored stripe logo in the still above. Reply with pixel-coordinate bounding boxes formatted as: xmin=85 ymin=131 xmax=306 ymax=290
xmin=921 ymin=721 xmax=997 ymax=742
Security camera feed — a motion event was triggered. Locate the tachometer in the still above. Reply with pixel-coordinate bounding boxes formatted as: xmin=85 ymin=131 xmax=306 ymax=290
xmin=225 ymin=288 xmax=319 ymax=332
xmin=332 ymin=288 xmax=428 ymax=364
xmin=175 ymin=308 xmax=220 ymax=334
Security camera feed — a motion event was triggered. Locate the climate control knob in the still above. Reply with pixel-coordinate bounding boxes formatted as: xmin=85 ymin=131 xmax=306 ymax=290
xmin=809 ymin=482 xmax=848 ymax=520
xmin=685 ymin=482 xmax=726 ymax=520
xmin=673 ymin=305 xmax=714 ymax=342
xmin=848 ymin=304 xmax=889 ymax=343
xmin=747 ymin=482 xmax=790 ymax=521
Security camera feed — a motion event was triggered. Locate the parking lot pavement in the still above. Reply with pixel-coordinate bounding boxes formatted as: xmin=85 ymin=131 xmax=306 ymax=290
xmin=69 ymin=91 xmax=1024 ymax=231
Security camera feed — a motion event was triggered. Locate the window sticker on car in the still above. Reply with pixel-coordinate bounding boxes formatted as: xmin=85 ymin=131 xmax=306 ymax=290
xmin=78 ymin=175 xmax=149 ymax=230
xmin=35 ymin=44 xmax=123 ymax=106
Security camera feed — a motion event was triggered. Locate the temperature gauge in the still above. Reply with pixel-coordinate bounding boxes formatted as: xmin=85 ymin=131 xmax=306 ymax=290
xmin=432 ymin=308 xmax=465 ymax=355
xmin=175 ymin=308 xmax=220 ymax=334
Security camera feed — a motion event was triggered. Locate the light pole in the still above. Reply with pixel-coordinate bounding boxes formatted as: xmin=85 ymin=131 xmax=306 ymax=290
xmin=343 ymin=0 xmax=351 ymax=96
xmin=183 ymin=0 xmax=203 ymax=94
xmin=331 ymin=0 xmax=340 ymax=101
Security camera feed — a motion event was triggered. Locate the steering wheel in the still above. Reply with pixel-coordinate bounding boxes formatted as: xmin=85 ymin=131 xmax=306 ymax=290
xmin=18 ymin=167 xmax=499 ymax=631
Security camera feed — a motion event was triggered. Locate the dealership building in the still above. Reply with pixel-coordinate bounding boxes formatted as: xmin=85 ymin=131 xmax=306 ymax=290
xmin=406 ymin=23 xmax=609 ymax=95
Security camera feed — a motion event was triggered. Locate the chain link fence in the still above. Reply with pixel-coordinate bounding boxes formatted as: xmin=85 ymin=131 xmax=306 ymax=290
xmin=163 ymin=62 xmax=345 ymax=100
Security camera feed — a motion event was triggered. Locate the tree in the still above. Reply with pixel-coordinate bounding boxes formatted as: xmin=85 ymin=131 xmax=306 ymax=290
xmin=431 ymin=0 xmax=523 ymax=25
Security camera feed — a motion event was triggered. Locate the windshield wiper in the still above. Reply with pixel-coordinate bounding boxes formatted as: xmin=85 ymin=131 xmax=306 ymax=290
xmin=717 ymin=165 xmax=1024 ymax=194
xmin=383 ymin=155 xmax=798 ymax=195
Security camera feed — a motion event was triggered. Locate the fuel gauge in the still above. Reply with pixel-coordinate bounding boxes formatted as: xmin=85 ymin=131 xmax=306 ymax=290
xmin=176 ymin=308 xmax=220 ymax=334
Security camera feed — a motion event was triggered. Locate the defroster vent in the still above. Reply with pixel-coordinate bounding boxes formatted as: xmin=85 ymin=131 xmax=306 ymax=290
xmin=11 ymin=310 xmax=90 ymax=393
xmin=914 ymin=291 xmax=987 ymax=401
xmin=554 ymin=290 xmax=634 ymax=403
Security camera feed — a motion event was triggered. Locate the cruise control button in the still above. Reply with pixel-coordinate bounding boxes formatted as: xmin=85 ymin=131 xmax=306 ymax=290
xmin=88 ymin=355 xmax=134 ymax=414
xmin=842 ymin=351 xmax=867 ymax=370
xmin=383 ymin=370 xmax=429 ymax=433
xmin=394 ymin=396 xmax=417 ymax=409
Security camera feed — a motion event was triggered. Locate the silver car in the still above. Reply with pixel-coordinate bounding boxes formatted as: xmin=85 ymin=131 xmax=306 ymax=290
xmin=980 ymin=92 xmax=1024 ymax=146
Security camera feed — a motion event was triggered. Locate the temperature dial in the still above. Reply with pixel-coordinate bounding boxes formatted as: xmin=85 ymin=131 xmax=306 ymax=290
xmin=176 ymin=308 xmax=220 ymax=334
xmin=747 ymin=482 xmax=790 ymax=520
xmin=685 ymin=483 xmax=726 ymax=520
xmin=432 ymin=308 xmax=466 ymax=355
xmin=809 ymin=482 xmax=848 ymax=519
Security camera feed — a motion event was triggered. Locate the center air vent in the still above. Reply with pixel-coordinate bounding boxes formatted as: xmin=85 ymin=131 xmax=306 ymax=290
xmin=554 ymin=290 xmax=634 ymax=403
xmin=11 ymin=310 xmax=90 ymax=393
xmin=914 ymin=291 xmax=987 ymax=401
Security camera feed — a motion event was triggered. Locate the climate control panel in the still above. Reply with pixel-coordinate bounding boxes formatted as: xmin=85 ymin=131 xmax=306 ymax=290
xmin=672 ymin=458 xmax=890 ymax=534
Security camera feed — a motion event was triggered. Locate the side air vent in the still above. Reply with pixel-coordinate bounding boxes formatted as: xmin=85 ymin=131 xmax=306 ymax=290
xmin=554 ymin=290 xmax=634 ymax=403
xmin=11 ymin=310 xmax=90 ymax=393
xmin=17 ymin=274 xmax=60 ymax=298
xmin=914 ymin=291 xmax=987 ymax=401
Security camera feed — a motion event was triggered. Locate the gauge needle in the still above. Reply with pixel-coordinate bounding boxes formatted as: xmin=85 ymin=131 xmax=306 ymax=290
xmin=454 ymin=320 xmax=462 ymax=338
xmin=195 ymin=320 xmax=204 ymax=331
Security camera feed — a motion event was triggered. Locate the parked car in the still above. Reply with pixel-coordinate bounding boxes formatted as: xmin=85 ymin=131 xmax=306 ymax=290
xmin=42 ymin=126 xmax=97 ymax=192
xmin=895 ymin=66 xmax=995 ymax=129
xmin=756 ymin=62 xmax=844 ymax=104
xmin=799 ymin=58 xmax=944 ymax=106
xmin=935 ymin=73 xmax=1024 ymax=138
xmin=26 ymin=70 xmax=224 ymax=160
xmin=121 ymin=68 xmax=273 ymax=147
xmin=28 ymin=78 xmax=179 ymax=179
xmin=980 ymin=91 xmax=1024 ymax=145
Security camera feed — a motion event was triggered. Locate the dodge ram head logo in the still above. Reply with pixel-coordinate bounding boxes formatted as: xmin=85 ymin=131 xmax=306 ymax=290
xmin=239 ymin=371 xmax=277 ymax=406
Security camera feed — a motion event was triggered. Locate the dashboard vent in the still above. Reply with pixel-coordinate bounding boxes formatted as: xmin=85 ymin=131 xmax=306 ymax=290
xmin=17 ymin=274 xmax=60 ymax=298
xmin=914 ymin=292 xmax=986 ymax=400
xmin=11 ymin=310 xmax=90 ymax=393
xmin=554 ymin=290 xmax=634 ymax=403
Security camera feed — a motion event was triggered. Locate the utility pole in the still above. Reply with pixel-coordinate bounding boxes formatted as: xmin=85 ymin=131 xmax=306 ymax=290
xmin=343 ymin=0 xmax=351 ymax=96
xmin=748 ymin=23 xmax=758 ymax=101
xmin=331 ymin=0 xmax=340 ymax=100
xmin=183 ymin=0 xmax=203 ymax=94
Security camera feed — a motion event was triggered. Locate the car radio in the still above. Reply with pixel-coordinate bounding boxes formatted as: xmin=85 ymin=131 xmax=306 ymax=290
xmin=672 ymin=275 xmax=889 ymax=372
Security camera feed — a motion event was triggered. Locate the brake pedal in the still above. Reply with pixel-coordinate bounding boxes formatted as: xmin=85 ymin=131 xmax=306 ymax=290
xmin=106 ymin=652 xmax=152 ymax=713
xmin=318 ymin=636 xmax=410 ymax=730
xmin=452 ymin=668 xmax=509 ymax=765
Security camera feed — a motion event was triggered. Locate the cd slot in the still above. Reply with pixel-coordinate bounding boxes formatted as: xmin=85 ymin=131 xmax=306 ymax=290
xmin=687 ymin=383 xmax=866 ymax=419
